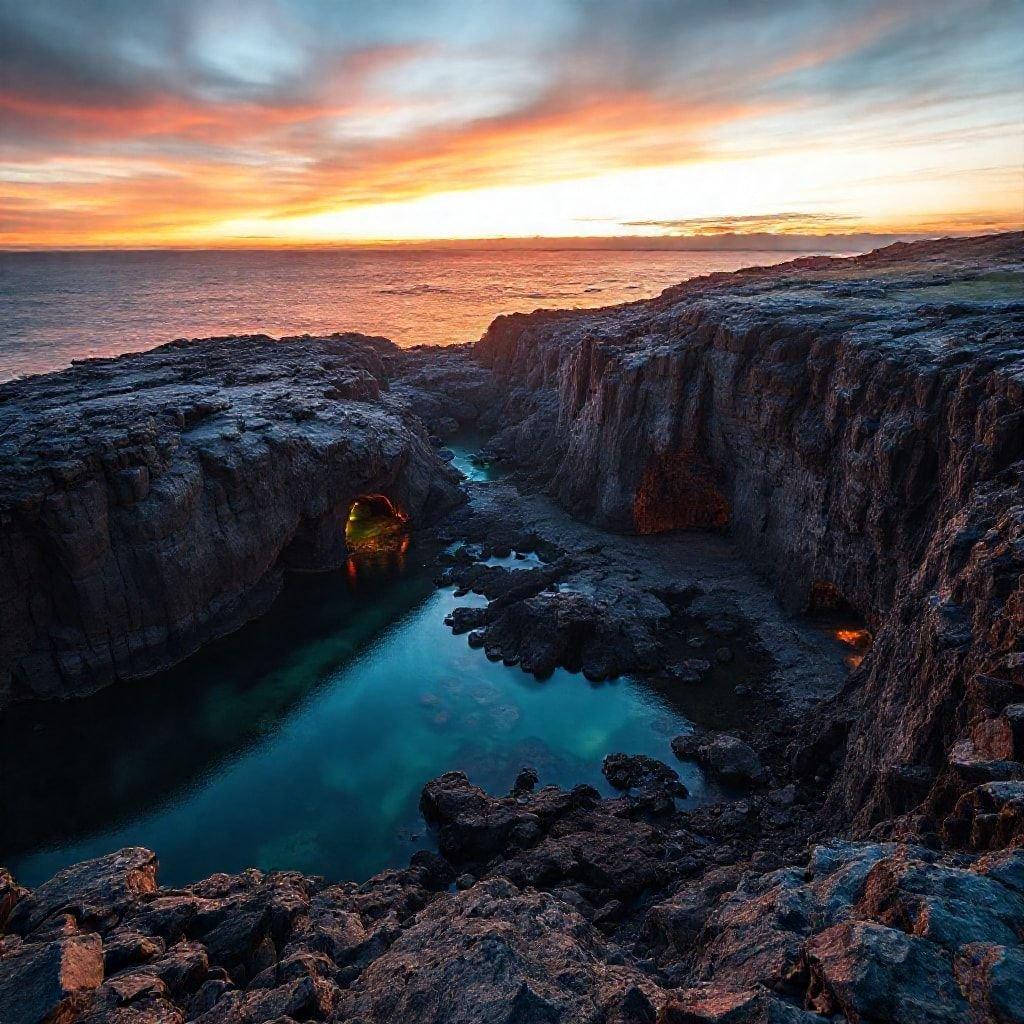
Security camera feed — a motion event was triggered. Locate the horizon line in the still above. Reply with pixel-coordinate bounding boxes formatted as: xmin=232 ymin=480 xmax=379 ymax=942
xmin=3 ymin=228 xmax=1019 ymax=256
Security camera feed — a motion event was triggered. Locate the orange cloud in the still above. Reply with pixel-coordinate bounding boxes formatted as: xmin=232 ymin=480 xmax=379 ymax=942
xmin=1 ymin=89 xmax=780 ymax=246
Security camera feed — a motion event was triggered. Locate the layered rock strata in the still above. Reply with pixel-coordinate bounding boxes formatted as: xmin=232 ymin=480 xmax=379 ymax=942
xmin=0 ymin=334 xmax=462 ymax=703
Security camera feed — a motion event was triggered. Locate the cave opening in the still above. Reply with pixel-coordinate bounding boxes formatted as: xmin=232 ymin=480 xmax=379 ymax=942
xmin=345 ymin=495 xmax=409 ymax=555
xmin=807 ymin=580 xmax=873 ymax=670
xmin=633 ymin=450 xmax=730 ymax=534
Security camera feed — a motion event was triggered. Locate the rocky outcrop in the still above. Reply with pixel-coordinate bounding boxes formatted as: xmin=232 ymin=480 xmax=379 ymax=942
xmin=470 ymin=233 xmax=1024 ymax=833
xmin=3 ymin=781 xmax=1023 ymax=1024
xmin=0 ymin=333 xmax=462 ymax=703
xmin=3 ymin=236 xmax=1023 ymax=1023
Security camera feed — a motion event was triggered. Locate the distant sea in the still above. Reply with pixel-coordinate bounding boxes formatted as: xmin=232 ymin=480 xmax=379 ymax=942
xmin=0 ymin=248 xmax=849 ymax=381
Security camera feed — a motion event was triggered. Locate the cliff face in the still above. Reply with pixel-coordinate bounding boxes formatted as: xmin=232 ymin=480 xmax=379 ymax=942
xmin=0 ymin=334 xmax=462 ymax=704
xmin=473 ymin=233 xmax=1024 ymax=830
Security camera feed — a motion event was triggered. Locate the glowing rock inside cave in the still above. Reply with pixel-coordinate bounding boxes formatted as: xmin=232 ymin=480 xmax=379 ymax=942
xmin=345 ymin=495 xmax=409 ymax=555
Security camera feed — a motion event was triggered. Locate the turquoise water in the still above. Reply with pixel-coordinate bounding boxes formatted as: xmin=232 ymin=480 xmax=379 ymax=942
xmin=1 ymin=539 xmax=703 ymax=888
xmin=444 ymin=436 xmax=501 ymax=482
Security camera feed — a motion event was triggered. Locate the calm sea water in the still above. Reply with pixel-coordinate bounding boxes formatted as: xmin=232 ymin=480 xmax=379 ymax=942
xmin=0 ymin=248 xmax=818 ymax=380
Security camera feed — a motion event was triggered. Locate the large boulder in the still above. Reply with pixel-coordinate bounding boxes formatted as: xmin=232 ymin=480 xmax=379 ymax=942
xmin=331 ymin=878 xmax=663 ymax=1023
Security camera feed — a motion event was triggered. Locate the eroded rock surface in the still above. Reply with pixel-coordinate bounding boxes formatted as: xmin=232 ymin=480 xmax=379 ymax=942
xmin=0 ymin=333 xmax=462 ymax=702
xmin=3 ymin=799 xmax=1023 ymax=1023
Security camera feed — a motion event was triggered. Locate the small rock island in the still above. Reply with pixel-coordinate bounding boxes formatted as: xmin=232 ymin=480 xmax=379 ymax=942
xmin=2 ymin=234 xmax=1023 ymax=1024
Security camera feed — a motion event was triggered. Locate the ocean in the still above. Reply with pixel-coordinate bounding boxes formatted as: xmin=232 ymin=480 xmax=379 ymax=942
xmin=0 ymin=248 xmax=839 ymax=381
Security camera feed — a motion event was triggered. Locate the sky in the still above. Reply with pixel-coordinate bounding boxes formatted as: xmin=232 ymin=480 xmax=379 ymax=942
xmin=1 ymin=0 xmax=1022 ymax=248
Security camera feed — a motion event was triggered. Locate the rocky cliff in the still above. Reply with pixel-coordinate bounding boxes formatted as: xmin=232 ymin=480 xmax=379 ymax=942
xmin=470 ymin=233 xmax=1024 ymax=832
xmin=3 ymin=236 xmax=1023 ymax=1024
xmin=0 ymin=333 xmax=462 ymax=703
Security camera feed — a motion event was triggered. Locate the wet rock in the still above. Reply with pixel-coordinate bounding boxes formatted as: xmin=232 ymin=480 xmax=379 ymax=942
xmin=672 ymin=732 xmax=765 ymax=787
xmin=702 ymin=736 xmax=766 ymax=787
xmin=512 ymin=767 xmax=539 ymax=795
xmin=602 ymin=754 xmax=688 ymax=800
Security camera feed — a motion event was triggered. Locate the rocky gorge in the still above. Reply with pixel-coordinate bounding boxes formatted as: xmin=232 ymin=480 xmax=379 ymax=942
xmin=1 ymin=233 xmax=1023 ymax=1023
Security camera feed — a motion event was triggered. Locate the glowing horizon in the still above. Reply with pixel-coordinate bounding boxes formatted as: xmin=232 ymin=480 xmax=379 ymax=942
xmin=1 ymin=0 xmax=1022 ymax=249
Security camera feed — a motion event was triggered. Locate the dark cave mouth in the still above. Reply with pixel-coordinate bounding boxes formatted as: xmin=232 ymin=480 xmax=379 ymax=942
xmin=345 ymin=495 xmax=409 ymax=555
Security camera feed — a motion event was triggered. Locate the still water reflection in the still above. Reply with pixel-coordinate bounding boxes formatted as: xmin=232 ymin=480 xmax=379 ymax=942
xmin=2 ymin=542 xmax=702 ymax=888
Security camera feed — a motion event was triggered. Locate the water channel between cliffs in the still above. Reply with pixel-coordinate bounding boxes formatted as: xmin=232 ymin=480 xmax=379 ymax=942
xmin=2 ymin=439 xmax=735 ymax=888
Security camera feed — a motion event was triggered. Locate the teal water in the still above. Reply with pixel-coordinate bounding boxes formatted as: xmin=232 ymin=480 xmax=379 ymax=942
xmin=444 ymin=436 xmax=501 ymax=482
xmin=1 ymin=538 xmax=704 ymax=888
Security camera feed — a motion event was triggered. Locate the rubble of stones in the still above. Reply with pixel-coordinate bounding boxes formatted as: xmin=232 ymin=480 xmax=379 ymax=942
xmin=3 ymin=771 xmax=1022 ymax=1023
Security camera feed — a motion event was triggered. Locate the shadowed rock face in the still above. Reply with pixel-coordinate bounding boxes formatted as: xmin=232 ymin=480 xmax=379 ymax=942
xmin=0 ymin=333 xmax=463 ymax=704
xmin=471 ymin=232 xmax=1024 ymax=832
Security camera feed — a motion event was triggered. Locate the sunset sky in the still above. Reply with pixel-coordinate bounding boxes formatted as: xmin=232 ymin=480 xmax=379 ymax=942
xmin=1 ymin=0 xmax=1022 ymax=248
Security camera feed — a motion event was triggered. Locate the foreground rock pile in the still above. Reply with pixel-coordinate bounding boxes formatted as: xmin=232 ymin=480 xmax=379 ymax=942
xmin=2 ymin=773 xmax=1022 ymax=1023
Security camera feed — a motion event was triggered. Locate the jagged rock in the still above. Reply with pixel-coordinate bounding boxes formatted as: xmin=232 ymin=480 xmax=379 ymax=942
xmin=331 ymin=879 xmax=664 ymax=1023
xmin=512 ymin=767 xmax=539 ymax=794
xmin=701 ymin=736 xmax=766 ymax=787
xmin=806 ymin=920 xmax=972 ymax=1022
xmin=466 ymin=586 xmax=665 ymax=680
xmin=660 ymin=987 xmax=819 ymax=1023
xmin=602 ymin=754 xmax=687 ymax=797
xmin=672 ymin=732 xmax=765 ymax=787
xmin=7 ymin=848 xmax=157 ymax=937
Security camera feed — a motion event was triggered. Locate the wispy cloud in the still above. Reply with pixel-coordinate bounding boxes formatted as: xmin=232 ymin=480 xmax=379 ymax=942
xmin=0 ymin=0 xmax=1021 ymax=245
xmin=607 ymin=212 xmax=860 ymax=235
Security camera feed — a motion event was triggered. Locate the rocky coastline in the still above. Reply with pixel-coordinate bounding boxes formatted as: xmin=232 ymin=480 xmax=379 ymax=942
xmin=2 ymin=233 xmax=1023 ymax=1023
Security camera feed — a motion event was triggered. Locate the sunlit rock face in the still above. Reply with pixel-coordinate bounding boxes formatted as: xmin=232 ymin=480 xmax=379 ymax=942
xmin=0 ymin=334 xmax=462 ymax=704
xmin=473 ymin=233 xmax=1024 ymax=832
